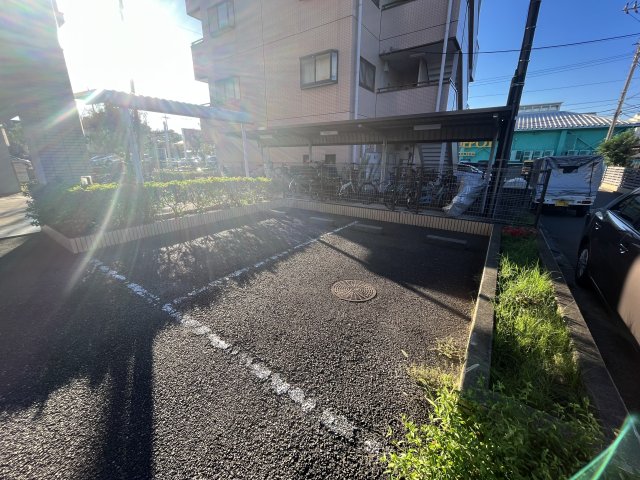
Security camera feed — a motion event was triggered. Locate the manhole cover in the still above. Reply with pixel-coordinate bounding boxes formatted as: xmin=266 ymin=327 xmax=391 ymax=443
xmin=331 ymin=280 xmax=376 ymax=302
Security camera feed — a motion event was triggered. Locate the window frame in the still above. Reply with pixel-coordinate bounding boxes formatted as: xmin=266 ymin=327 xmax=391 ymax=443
xmin=213 ymin=76 xmax=240 ymax=105
xmin=611 ymin=194 xmax=640 ymax=230
xmin=208 ymin=0 xmax=235 ymax=36
xmin=300 ymin=50 xmax=339 ymax=89
xmin=359 ymin=57 xmax=376 ymax=92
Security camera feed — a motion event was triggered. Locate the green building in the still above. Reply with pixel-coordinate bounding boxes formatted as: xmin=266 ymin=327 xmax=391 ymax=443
xmin=458 ymin=102 xmax=639 ymax=165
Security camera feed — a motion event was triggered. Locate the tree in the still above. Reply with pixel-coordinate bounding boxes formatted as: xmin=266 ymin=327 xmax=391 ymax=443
xmin=597 ymin=130 xmax=639 ymax=167
xmin=81 ymin=104 xmax=151 ymax=157
xmin=3 ymin=121 xmax=28 ymax=158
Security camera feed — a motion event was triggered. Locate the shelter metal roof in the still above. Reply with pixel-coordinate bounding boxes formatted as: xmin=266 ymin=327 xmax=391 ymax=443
xmin=74 ymin=89 xmax=250 ymax=123
xmin=516 ymin=110 xmax=640 ymax=131
xmin=236 ymin=107 xmax=512 ymax=148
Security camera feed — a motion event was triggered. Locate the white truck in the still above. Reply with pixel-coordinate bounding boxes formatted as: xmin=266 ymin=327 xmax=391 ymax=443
xmin=534 ymin=155 xmax=604 ymax=217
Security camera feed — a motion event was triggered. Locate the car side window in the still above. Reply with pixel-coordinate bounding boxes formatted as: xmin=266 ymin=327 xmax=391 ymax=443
xmin=611 ymin=194 xmax=640 ymax=230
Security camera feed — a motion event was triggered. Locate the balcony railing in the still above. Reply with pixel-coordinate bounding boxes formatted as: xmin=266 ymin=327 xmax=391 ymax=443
xmin=191 ymin=39 xmax=207 ymax=82
xmin=380 ymin=0 xmax=450 ymax=54
xmin=377 ymin=79 xmax=440 ymax=94
xmin=375 ymin=78 xmax=455 ymax=116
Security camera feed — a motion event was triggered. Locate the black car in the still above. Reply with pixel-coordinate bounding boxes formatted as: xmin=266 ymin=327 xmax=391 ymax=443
xmin=576 ymin=188 xmax=640 ymax=345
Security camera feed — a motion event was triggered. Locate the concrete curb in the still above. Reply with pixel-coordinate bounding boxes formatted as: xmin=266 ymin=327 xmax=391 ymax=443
xmin=460 ymin=223 xmax=501 ymax=391
xmin=284 ymin=198 xmax=493 ymax=236
xmin=538 ymin=228 xmax=628 ymax=439
xmin=42 ymin=199 xmax=286 ymax=254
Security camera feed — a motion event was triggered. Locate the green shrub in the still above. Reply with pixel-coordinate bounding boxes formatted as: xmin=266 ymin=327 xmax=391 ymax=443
xmin=383 ymin=385 xmax=601 ymax=480
xmin=26 ymin=177 xmax=274 ymax=237
xmin=383 ymin=229 xmax=603 ymax=478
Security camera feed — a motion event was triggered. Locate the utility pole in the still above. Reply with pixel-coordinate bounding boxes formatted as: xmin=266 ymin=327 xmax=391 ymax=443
xmin=118 ymin=0 xmax=144 ymax=183
xmin=163 ymin=115 xmax=172 ymax=163
xmin=496 ymin=0 xmax=542 ymax=162
xmin=606 ymin=41 xmax=640 ymax=140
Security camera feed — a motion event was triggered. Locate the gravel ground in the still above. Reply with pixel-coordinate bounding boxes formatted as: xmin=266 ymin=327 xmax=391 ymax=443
xmin=0 ymin=212 xmax=487 ymax=479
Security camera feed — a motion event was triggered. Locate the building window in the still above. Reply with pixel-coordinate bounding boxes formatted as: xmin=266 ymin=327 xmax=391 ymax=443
xmin=300 ymin=50 xmax=338 ymax=89
xmin=209 ymin=0 xmax=234 ymax=36
xmin=359 ymin=57 xmax=376 ymax=92
xmin=532 ymin=150 xmax=542 ymax=159
xmin=213 ymin=77 xmax=240 ymax=104
xmin=543 ymin=150 xmax=554 ymax=156
xmin=510 ymin=150 xmax=524 ymax=162
xmin=324 ymin=154 xmax=336 ymax=164
xmin=522 ymin=151 xmax=533 ymax=161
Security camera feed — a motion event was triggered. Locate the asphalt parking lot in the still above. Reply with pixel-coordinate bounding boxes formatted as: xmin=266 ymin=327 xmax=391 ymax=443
xmin=0 ymin=209 xmax=487 ymax=479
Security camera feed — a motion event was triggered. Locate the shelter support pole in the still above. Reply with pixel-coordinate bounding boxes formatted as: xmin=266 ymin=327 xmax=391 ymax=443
xmin=480 ymin=132 xmax=499 ymax=213
xmin=241 ymin=123 xmax=249 ymax=176
xmin=308 ymin=142 xmax=312 ymax=163
xmin=381 ymin=138 xmax=388 ymax=182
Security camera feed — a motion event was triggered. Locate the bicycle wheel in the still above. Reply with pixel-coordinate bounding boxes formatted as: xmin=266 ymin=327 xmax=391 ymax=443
xmin=359 ymin=182 xmax=378 ymax=205
xmin=383 ymin=186 xmax=397 ymax=210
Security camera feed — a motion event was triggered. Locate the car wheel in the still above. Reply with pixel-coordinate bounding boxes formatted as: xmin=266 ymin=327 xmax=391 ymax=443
xmin=575 ymin=243 xmax=591 ymax=287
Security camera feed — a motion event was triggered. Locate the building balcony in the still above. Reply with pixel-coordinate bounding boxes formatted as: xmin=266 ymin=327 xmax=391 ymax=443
xmin=186 ymin=0 xmax=200 ymax=19
xmin=380 ymin=0 xmax=451 ymax=55
xmin=375 ymin=80 xmax=452 ymax=117
xmin=191 ymin=39 xmax=208 ymax=82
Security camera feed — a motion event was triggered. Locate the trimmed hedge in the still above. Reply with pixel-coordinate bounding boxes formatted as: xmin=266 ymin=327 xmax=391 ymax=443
xmin=26 ymin=177 xmax=274 ymax=237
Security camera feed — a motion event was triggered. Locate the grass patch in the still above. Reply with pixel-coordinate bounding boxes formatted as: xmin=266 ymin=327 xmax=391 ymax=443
xmin=383 ymin=227 xmax=603 ymax=479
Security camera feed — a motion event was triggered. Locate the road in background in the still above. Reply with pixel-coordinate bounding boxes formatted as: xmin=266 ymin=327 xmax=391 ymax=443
xmin=0 ymin=193 xmax=40 ymax=239
xmin=541 ymin=191 xmax=640 ymax=413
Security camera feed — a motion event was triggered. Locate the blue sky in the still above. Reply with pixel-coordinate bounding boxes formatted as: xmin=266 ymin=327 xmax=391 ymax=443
xmin=57 ymin=0 xmax=640 ymax=129
xmin=470 ymin=0 xmax=640 ymax=116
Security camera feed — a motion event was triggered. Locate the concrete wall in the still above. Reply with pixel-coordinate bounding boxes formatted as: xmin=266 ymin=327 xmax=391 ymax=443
xmin=0 ymin=0 xmax=88 ymax=185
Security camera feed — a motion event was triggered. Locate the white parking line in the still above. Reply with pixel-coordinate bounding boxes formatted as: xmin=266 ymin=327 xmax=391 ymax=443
xmin=91 ymin=251 xmax=383 ymax=454
xmin=170 ymin=221 xmax=358 ymax=307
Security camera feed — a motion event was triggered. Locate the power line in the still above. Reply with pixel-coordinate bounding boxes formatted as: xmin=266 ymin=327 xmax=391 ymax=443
xmin=471 ymin=53 xmax=633 ymax=86
xmin=471 ymin=78 xmax=626 ymax=98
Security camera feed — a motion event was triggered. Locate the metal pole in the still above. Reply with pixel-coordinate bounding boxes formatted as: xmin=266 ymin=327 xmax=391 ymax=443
xmin=351 ymin=0 xmax=363 ymax=164
xmin=119 ymin=0 xmax=143 ymax=184
xmin=607 ymin=42 xmax=640 ymax=141
xmin=534 ymin=168 xmax=551 ymax=227
xmin=381 ymin=138 xmax=388 ymax=182
xmin=241 ymin=123 xmax=249 ymax=177
xmin=496 ymin=0 xmax=542 ymax=162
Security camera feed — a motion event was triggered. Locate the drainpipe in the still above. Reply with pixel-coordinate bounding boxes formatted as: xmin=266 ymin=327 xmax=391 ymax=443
xmin=435 ymin=0 xmax=454 ymax=173
xmin=352 ymin=0 xmax=363 ymax=163
xmin=435 ymin=0 xmax=454 ymax=112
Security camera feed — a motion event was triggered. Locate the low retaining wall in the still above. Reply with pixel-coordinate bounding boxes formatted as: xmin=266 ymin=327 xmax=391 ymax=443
xmin=42 ymin=200 xmax=286 ymax=254
xmin=286 ymin=199 xmax=493 ymax=236
xmin=538 ymin=229 xmax=628 ymax=439
xmin=460 ymin=224 xmax=501 ymax=391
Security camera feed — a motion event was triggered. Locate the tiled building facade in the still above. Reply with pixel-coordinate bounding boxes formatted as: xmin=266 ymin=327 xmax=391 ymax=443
xmin=187 ymin=0 xmax=479 ymax=173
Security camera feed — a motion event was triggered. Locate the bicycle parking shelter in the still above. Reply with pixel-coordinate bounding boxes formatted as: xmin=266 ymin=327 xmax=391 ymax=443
xmin=236 ymin=106 xmax=513 ymax=175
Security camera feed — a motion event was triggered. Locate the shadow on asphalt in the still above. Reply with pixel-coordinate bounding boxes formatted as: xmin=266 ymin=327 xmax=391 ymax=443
xmin=97 ymin=211 xmax=341 ymax=301
xmin=0 ymin=235 xmax=168 ymax=479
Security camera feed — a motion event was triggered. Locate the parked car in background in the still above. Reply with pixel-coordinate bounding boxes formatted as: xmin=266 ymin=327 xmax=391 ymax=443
xmin=576 ymin=188 xmax=640 ymax=345
xmin=533 ymin=155 xmax=604 ymax=217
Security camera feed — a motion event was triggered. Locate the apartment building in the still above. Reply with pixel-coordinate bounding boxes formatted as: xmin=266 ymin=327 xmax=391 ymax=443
xmin=187 ymin=0 xmax=479 ymax=173
xmin=0 ymin=0 xmax=88 ymax=185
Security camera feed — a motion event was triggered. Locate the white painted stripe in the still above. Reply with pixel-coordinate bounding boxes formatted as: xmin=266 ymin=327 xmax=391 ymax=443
xmin=171 ymin=221 xmax=358 ymax=306
xmin=90 ymin=242 xmax=384 ymax=453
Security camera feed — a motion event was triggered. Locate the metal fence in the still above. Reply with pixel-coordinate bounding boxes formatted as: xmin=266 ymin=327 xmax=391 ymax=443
xmin=271 ymin=162 xmax=551 ymax=226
